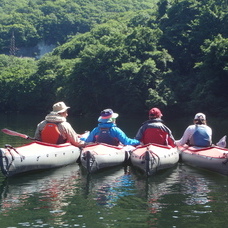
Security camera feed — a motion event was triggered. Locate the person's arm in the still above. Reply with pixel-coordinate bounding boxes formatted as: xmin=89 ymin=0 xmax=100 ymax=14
xmin=164 ymin=125 xmax=176 ymax=147
xmin=176 ymin=126 xmax=193 ymax=146
xmin=112 ymin=127 xmax=140 ymax=146
xmin=34 ymin=120 xmax=46 ymax=140
xmin=62 ymin=122 xmax=84 ymax=147
xmin=135 ymin=125 xmax=144 ymax=141
xmin=85 ymin=128 xmax=98 ymax=144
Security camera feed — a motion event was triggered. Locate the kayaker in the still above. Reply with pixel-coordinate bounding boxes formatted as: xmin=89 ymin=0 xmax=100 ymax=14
xmin=85 ymin=108 xmax=140 ymax=146
xmin=176 ymin=113 xmax=212 ymax=147
xmin=135 ymin=107 xmax=176 ymax=146
xmin=34 ymin=101 xmax=85 ymax=147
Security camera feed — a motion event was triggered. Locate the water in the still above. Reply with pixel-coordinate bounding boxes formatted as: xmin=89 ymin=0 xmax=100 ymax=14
xmin=0 ymin=113 xmax=228 ymax=228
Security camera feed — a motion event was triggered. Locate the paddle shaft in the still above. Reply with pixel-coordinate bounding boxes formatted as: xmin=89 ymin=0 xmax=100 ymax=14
xmin=2 ymin=128 xmax=89 ymax=141
xmin=1 ymin=128 xmax=34 ymax=140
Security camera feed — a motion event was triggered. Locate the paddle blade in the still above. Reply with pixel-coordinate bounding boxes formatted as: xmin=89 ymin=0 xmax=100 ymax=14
xmin=216 ymin=135 xmax=227 ymax=148
xmin=1 ymin=128 xmax=29 ymax=139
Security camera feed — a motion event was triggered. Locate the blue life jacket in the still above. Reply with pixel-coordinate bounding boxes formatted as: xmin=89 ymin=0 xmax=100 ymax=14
xmin=95 ymin=127 xmax=119 ymax=146
xmin=189 ymin=125 xmax=211 ymax=147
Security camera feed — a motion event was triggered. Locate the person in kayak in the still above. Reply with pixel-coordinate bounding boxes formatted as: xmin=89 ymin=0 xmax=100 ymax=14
xmin=85 ymin=108 xmax=140 ymax=146
xmin=176 ymin=113 xmax=212 ymax=147
xmin=34 ymin=101 xmax=84 ymax=147
xmin=135 ymin=107 xmax=175 ymax=147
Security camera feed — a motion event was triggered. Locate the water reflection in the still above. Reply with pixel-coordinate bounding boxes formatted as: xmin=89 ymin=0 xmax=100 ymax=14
xmin=178 ymin=165 xmax=212 ymax=206
xmin=1 ymin=110 xmax=228 ymax=228
xmin=82 ymin=166 xmax=135 ymax=208
xmin=0 ymin=161 xmax=228 ymax=227
xmin=131 ymin=166 xmax=180 ymax=215
xmin=0 ymin=164 xmax=81 ymax=225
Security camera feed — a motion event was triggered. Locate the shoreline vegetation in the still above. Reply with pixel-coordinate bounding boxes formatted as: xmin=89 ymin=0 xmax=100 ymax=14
xmin=0 ymin=0 xmax=227 ymax=117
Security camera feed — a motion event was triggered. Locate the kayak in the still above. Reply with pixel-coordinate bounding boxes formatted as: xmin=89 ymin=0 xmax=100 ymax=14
xmin=179 ymin=145 xmax=228 ymax=175
xmin=0 ymin=141 xmax=81 ymax=177
xmin=80 ymin=143 xmax=133 ymax=173
xmin=130 ymin=143 xmax=179 ymax=176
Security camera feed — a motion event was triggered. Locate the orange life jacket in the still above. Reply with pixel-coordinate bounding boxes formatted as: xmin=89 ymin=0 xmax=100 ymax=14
xmin=41 ymin=122 xmax=66 ymax=144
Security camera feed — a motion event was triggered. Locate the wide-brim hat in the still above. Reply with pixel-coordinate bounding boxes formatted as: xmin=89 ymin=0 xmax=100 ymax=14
xmin=98 ymin=109 xmax=119 ymax=123
xmin=53 ymin=101 xmax=70 ymax=113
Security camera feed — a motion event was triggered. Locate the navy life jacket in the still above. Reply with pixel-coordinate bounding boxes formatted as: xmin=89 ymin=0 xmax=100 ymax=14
xmin=95 ymin=127 xmax=119 ymax=146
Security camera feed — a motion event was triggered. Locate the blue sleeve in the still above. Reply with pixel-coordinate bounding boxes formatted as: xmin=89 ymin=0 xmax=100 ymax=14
xmin=85 ymin=127 xmax=98 ymax=143
xmin=111 ymin=127 xmax=140 ymax=146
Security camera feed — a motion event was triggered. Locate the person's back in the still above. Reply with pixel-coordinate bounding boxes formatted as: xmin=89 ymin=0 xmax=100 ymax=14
xmin=35 ymin=101 xmax=84 ymax=147
xmin=189 ymin=124 xmax=211 ymax=147
xmin=95 ymin=126 xmax=119 ymax=146
xmin=135 ymin=107 xmax=175 ymax=147
xmin=85 ymin=109 xmax=140 ymax=146
xmin=40 ymin=122 xmax=65 ymax=144
xmin=176 ymin=113 xmax=212 ymax=147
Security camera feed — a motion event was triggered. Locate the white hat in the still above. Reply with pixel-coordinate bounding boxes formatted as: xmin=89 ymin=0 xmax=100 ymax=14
xmin=53 ymin=102 xmax=70 ymax=113
xmin=194 ymin=113 xmax=206 ymax=120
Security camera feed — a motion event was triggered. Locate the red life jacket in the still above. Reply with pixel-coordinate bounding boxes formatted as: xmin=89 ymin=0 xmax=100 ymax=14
xmin=142 ymin=128 xmax=175 ymax=147
xmin=41 ymin=123 xmax=66 ymax=144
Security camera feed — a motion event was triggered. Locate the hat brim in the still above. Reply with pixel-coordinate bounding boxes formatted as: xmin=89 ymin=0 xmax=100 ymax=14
xmin=56 ymin=107 xmax=70 ymax=113
xmin=112 ymin=113 xmax=119 ymax=118
xmin=98 ymin=113 xmax=119 ymax=122
xmin=98 ymin=118 xmax=112 ymax=123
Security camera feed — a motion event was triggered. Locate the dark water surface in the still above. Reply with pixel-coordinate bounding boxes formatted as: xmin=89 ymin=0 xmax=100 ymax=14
xmin=0 ymin=113 xmax=228 ymax=228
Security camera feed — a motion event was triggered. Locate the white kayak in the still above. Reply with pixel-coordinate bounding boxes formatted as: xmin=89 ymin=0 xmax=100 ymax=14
xmin=80 ymin=143 xmax=133 ymax=173
xmin=0 ymin=141 xmax=81 ymax=177
xmin=130 ymin=143 xmax=179 ymax=176
xmin=179 ymin=145 xmax=228 ymax=175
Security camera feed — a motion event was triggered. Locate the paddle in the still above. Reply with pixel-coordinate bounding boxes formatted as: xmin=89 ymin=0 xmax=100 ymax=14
xmin=2 ymin=128 xmax=90 ymax=141
xmin=1 ymin=128 xmax=35 ymax=140
xmin=216 ymin=135 xmax=227 ymax=148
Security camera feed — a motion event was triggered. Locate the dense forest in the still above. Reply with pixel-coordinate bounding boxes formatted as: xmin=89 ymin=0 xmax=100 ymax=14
xmin=0 ymin=0 xmax=227 ymax=117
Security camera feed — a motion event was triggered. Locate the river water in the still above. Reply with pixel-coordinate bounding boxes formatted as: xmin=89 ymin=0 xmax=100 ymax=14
xmin=0 ymin=113 xmax=228 ymax=228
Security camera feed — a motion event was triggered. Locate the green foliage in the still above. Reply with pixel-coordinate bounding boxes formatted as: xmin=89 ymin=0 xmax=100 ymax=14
xmin=0 ymin=0 xmax=158 ymax=55
xmin=0 ymin=0 xmax=227 ymax=117
xmin=54 ymin=12 xmax=175 ymax=114
xmin=0 ymin=55 xmax=37 ymax=112
xmin=190 ymin=35 xmax=228 ymax=115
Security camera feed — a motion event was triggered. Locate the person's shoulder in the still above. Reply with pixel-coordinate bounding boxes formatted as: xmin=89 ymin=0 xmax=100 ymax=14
xmin=37 ymin=119 xmax=47 ymax=126
xmin=184 ymin=125 xmax=195 ymax=132
xmin=39 ymin=119 xmax=46 ymax=123
xmin=59 ymin=121 xmax=71 ymax=128
xmin=111 ymin=126 xmax=124 ymax=133
xmin=205 ymin=125 xmax=212 ymax=130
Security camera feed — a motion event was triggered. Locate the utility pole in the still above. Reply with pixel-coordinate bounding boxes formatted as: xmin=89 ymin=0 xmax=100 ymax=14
xmin=9 ymin=31 xmax=17 ymax=56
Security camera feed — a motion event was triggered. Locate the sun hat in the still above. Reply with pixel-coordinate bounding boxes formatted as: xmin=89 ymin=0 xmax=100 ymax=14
xmin=194 ymin=113 xmax=206 ymax=120
xmin=98 ymin=109 xmax=119 ymax=123
xmin=149 ymin=107 xmax=163 ymax=118
xmin=53 ymin=102 xmax=70 ymax=113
